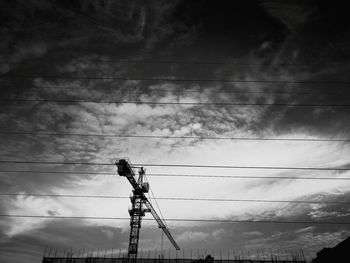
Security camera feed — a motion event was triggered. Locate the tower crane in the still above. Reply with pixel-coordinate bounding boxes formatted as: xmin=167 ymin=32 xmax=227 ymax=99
xmin=115 ymin=159 xmax=180 ymax=261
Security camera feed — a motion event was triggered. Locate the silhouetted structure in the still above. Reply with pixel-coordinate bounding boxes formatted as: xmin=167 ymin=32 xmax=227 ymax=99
xmin=42 ymin=256 xmax=306 ymax=263
xmin=312 ymin=236 xmax=350 ymax=262
xmin=42 ymin=248 xmax=306 ymax=263
xmin=116 ymin=159 xmax=180 ymax=262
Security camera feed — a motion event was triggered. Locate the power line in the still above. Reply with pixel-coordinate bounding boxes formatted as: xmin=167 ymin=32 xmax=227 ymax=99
xmin=149 ymin=188 xmax=168 ymax=228
xmin=149 ymin=174 xmax=350 ymax=180
xmin=0 ymin=160 xmax=349 ymax=171
xmin=2 ymin=74 xmax=350 ymax=85
xmin=85 ymin=58 xmax=336 ymax=66
xmin=0 ymin=160 xmax=112 ymax=166
xmin=150 ymin=88 xmax=350 ymax=95
xmin=0 ymin=170 xmax=114 ymax=176
xmin=0 ymin=214 xmax=349 ymax=225
xmin=125 ymin=88 xmax=350 ymax=96
xmin=144 ymin=173 xmax=168 ymax=227
xmin=135 ymin=164 xmax=350 ymax=171
xmin=1 ymin=193 xmax=349 ymax=205
xmin=148 ymin=174 xmax=349 ymax=180
xmin=1 ymin=131 xmax=349 ymax=142
xmin=1 ymin=98 xmax=350 ymax=108
xmin=1 ymin=170 xmax=348 ymax=180
xmin=23 ymin=79 xmax=350 ymax=95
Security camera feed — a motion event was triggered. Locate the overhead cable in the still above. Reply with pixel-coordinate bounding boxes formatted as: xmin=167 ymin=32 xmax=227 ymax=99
xmin=1 ymin=193 xmax=349 ymax=205
xmin=1 ymin=131 xmax=349 ymax=142
xmin=0 ymin=170 xmax=348 ymax=180
xmin=2 ymin=74 xmax=350 ymax=85
xmin=84 ymin=58 xmax=337 ymax=66
xmin=0 ymin=214 xmax=349 ymax=225
xmin=1 ymin=98 xmax=349 ymax=108
xmin=0 ymin=160 xmax=349 ymax=171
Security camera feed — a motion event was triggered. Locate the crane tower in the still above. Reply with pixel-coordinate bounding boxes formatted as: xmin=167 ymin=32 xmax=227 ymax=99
xmin=115 ymin=159 xmax=180 ymax=262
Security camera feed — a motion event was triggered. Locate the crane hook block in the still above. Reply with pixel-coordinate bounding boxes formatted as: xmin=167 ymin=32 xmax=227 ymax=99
xmin=141 ymin=182 xmax=149 ymax=193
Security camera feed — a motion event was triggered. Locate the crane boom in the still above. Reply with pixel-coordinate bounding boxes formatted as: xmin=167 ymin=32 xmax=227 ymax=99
xmin=144 ymin=199 xmax=180 ymax=250
xmin=115 ymin=159 xmax=180 ymax=260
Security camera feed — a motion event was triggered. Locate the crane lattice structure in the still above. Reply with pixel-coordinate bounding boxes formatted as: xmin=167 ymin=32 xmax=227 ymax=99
xmin=116 ymin=159 xmax=180 ymax=262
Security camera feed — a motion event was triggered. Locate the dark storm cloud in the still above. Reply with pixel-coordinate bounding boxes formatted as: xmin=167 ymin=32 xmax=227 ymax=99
xmin=0 ymin=0 xmax=185 ymax=73
xmin=0 ymin=0 xmax=292 ymax=75
xmin=259 ymin=0 xmax=350 ymax=61
xmin=1 ymin=0 xmax=349 ymax=72
xmin=204 ymin=0 xmax=350 ymax=138
xmin=262 ymin=0 xmax=317 ymax=32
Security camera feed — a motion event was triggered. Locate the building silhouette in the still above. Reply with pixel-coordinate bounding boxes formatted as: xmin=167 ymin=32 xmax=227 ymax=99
xmin=42 ymin=252 xmax=306 ymax=263
xmin=312 ymin=236 xmax=350 ymax=262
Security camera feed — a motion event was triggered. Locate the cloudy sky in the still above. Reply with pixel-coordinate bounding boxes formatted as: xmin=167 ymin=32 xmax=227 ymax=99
xmin=1 ymin=0 xmax=350 ymax=262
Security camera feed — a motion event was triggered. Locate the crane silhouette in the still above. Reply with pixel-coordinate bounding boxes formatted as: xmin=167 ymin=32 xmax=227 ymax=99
xmin=116 ymin=159 xmax=180 ymax=262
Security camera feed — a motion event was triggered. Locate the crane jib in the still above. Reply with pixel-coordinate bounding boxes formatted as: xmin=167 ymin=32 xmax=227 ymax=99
xmin=144 ymin=199 xmax=180 ymax=250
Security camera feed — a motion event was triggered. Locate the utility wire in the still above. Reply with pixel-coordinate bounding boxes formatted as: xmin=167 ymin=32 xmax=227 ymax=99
xmin=23 ymin=79 xmax=350 ymax=95
xmin=145 ymin=88 xmax=350 ymax=95
xmin=0 ymin=193 xmax=349 ymax=205
xmin=0 ymin=160 xmax=349 ymax=171
xmin=85 ymin=58 xmax=337 ymax=66
xmin=135 ymin=164 xmax=350 ymax=171
xmin=0 ymin=160 xmax=112 ymax=166
xmin=0 ymin=170 xmax=348 ymax=180
xmin=1 ymin=131 xmax=349 ymax=142
xmin=149 ymin=189 xmax=168 ymax=228
xmin=1 ymin=98 xmax=350 ymax=108
xmin=0 ymin=214 xmax=349 ymax=225
xmin=2 ymin=74 xmax=350 ymax=85
xmin=148 ymin=174 xmax=350 ymax=180
xmin=144 ymin=173 xmax=168 ymax=227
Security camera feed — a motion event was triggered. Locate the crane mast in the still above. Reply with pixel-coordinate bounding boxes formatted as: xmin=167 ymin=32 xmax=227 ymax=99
xmin=115 ymin=159 xmax=180 ymax=262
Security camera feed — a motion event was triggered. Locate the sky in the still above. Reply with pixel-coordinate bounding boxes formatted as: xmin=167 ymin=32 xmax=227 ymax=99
xmin=1 ymin=0 xmax=350 ymax=262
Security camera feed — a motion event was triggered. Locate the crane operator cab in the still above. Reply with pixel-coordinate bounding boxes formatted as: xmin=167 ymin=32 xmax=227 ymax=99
xmin=116 ymin=159 xmax=149 ymax=193
xmin=115 ymin=159 xmax=132 ymax=177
